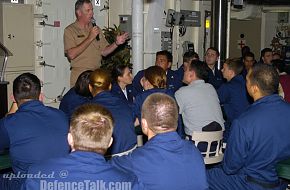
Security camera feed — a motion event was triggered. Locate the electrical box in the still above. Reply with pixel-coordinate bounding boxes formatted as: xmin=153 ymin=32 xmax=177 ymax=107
xmin=119 ymin=15 xmax=132 ymax=38
xmin=161 ymin=31 xmax=172 ymax=52
xmin=0 ymin=3 xmax=34 ymax=72
xmin=183 ymin=41 xmax=194 ymax=54
xmin=166 ymin=9 xmax=179 ymax=27
xmin=232 ymin=0 xmax=243 ymax=9
xmin=180 ymin=10 xmax=201 ymax=27
xmin=165 ymin=9 xmax=201 ymax=27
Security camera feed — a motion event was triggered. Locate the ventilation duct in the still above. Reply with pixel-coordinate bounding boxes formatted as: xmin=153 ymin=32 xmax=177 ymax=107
xmin=231 ymin=4 xmax=261 ymax=20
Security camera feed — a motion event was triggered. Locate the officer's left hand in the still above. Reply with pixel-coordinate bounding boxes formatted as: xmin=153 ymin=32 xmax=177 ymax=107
xmin=115 ymin=32 xmax=129 ymax=45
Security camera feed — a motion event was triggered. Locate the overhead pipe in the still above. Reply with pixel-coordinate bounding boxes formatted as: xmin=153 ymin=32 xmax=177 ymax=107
xmin=132 ymin=0 xmax=144 ymax=75
xmin=210 ymin=0 xmax=228 ymax=69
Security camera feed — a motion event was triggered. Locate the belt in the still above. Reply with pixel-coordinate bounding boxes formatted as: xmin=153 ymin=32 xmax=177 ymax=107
xmin=246 ymin=176 xmax=280 ymax=189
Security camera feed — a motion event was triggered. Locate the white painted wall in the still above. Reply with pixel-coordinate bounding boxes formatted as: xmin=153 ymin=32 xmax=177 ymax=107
xmin=109 ymin=0 xmax=131 ymax=27
xmin=144 ymin=0 xmax=167 ymax=69
xmin=261 ymin=6 xmax=290 ymax=49
xmin=262 ymin=13 xmax=279 ymax=49
xmin=24 ymin=0 xmax=109 ymax=107
xmin=262 ymin=11 xmax=290 ymax=48
xmin=108 ymin=0 xmax=209 ymax=70
xmin=182 ymin=1 xmax=211 ymax=62
xmin=28 ymin=0 xmax=75 ymax=107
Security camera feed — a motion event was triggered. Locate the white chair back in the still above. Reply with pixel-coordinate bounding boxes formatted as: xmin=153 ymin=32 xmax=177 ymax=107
xmin=191 ymin=131 xmax=224 ymax=165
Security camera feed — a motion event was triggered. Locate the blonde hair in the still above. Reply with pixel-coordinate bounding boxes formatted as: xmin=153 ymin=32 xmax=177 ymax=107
xmin=144 ymin=66 xmax=167 ymax=89
xmin=142 ymin=93 xmax=178 ymax=134
xmin=89 ymin=69 xmax=111 ymax=96
xmin=70 ymin=104 xmax=114 ymax=155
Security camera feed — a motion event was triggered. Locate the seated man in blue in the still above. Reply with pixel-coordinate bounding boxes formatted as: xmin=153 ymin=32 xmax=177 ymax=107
xmin=111 ymin=64 xmax=134 ymax=105
xmin=218 ymin=58 xmax=249 ymax=141
xmin=22 ymin=104 xmax=141 ymax=190
xmin=241 ymin=51 xmax=256 ymax=79
xmin=89 ymin=69 xmax=137 ymax=155
xmin=176 ymin=51 xmax=199 ymax=82
xmin=0 ymin=73 xmax=69 ymax=190
xmin=59 ymin=70 xmax=92 ymax=120
xmin=204 ymin=47 xmax=225 ymax=89
xmin=132 ymin=50 xmax=183 ymax=96
xmin=207 ymin=64 xmax=290 ymax=190
xmin=111 ymin=93 xmax=208 ymax=190
xmin=259 ymin=47 xmax=273 ymax=65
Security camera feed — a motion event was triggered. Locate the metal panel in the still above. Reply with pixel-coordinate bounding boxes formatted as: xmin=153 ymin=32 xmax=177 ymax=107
xmin=0 ymin=3 xmax=34 ymax=72
xmin=119 ymin=15 xmax=132 ymax=37
xmin=180 ymin=10 xmax=201 ymax=27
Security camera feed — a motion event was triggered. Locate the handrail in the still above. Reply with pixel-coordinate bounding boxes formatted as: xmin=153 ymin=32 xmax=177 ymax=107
xmin=0 ymin=42 xmax=12 ymax=82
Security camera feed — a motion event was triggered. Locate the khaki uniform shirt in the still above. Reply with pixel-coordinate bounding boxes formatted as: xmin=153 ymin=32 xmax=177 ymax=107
xmin=64 ymin=21 xmax=109 ymax=86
